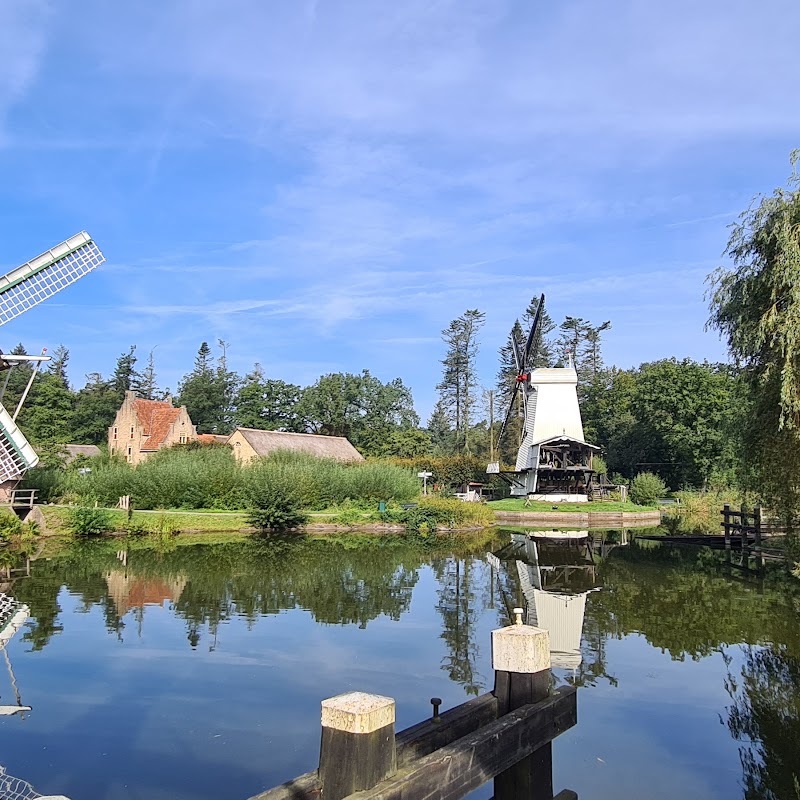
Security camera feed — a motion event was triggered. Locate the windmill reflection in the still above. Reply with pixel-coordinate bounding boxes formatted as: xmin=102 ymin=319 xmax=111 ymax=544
xmin=491 ymin=530 xmax=629 ymax=679
xmin=0 ymin=591 xmax=30 ymax=719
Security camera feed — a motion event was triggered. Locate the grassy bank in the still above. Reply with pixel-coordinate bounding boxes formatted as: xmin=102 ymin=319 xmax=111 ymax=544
xmin=39 ymin=506 xmax=250 ymax=535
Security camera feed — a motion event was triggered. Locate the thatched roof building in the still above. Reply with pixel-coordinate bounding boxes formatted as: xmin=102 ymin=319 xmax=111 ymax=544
xmin=227 ymin=428 xmax=363 ymax=463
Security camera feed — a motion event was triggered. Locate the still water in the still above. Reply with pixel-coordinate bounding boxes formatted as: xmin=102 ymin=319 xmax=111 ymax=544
xmin=0 ymin=529 xmax=798 ymax=800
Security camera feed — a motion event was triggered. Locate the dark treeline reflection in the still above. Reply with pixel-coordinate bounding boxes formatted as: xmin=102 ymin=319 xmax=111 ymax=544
xmin=10 ymin=532 xmax=498 ymax=672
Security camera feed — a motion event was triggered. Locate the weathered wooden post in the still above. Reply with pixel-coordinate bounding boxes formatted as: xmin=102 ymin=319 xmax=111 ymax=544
xmin=492 ymin=611 xmax=553 ymax=800
xmin=753 ymin=505 xmax=763 ymax=572
xmin=722 ymin=504 xmax=732 ymax=566
xmin=318 ymin=691 xmax=396 ymax=800
xmin=740 ymin=503 xmax=751 ymax=566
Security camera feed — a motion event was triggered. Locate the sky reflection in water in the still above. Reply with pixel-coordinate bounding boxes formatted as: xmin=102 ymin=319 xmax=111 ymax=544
xmin=0 ymin=529 xmax=797 ymax=800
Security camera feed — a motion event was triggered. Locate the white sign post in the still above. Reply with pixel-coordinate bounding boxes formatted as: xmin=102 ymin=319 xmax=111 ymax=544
xmin=417 ymin=471 xmax=433 ymax=495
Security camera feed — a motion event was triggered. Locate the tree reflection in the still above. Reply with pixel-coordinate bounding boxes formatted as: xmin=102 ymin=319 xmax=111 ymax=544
xmin=724 ymin=645 xmax=800 ymax=800
xmin=433 ymin=555 xmax=487 ymax=695
xmin=9 ymin=532 xmax=499 ymax=652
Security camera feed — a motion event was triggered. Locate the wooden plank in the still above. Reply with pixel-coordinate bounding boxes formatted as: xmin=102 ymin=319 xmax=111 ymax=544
xmin=248 ymin=770 xmax=320 ymax=800
xmin=396 ymin=692 xmax=498 ymax=768
xmin=345 ymin=688 xmax=577 ymax=800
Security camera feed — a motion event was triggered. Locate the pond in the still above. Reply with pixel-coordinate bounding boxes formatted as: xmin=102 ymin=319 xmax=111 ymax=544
xmin=0 ymin=528 xmax=798 ymax=800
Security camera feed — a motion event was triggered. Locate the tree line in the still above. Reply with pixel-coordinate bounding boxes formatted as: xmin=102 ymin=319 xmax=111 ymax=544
xmin=9 ymin=150 xmax=798 ymax=506
xmin=6 ymin=306 xmax=738 ymax=489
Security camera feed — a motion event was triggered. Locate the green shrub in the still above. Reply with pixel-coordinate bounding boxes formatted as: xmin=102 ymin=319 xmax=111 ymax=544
xmin=592 ymin=455 xmax=608 ymax=477
xmin=403 ymin=496 xmax=494 ymax=531
xmin=244 ymin=460 xmax=309 ymax=530
xmin=66 ymin=506 xmax=115 ymax=536
xmin=629 ymin=472 xmax=667 ymax=506
xmin=0 ymin=510 xmax=23 ymax=542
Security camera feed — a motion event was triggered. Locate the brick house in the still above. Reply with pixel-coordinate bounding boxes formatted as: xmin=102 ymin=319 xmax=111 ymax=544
xmin=108 ymin=391 xmax=198 ymax=465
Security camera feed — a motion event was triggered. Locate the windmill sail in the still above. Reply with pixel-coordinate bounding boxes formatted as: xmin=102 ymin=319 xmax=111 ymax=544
xmin=0 ymin=232 xmax=104 ymax=327
xmin=0 ymin=406 xmax=38 ymax=482
xmin=0 ymin=231 xmax=104 ymax=483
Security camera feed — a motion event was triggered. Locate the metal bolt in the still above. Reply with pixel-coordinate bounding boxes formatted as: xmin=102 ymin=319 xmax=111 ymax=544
xmin=430 ymin=697 xmax=442 ymax=723
xmin=513 ymin=607 xmax=524 ymax=626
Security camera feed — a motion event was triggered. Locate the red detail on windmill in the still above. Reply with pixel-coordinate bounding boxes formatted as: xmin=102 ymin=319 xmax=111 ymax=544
xmin=516 ymin=374 xmax=529 ymax=383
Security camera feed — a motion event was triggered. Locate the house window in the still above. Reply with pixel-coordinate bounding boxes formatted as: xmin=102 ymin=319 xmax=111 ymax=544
xmin=127 ymin=446 xmax=133 ymax=463
xmin=179 ymin=435 xmax=187 ymax=444
xmin=130 ymin=426 xmax=135 ymax=439
xmin=113 ymin=427 xmax=117 ymax=440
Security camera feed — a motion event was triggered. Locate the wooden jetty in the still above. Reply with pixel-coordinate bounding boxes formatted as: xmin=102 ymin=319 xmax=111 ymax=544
xmin=639 ymin=504 xmax=786 ymax=572
xmin=250 ymin=619 xmax=577 ymax=800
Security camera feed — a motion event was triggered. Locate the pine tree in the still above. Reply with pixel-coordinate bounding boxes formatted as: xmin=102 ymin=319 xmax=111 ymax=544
xmin=111 ymin=346 xmax=138 ymax=396
xmin=521 ymin=296 xmax=557 ymax=369
xmin=137 ymin=348 xmax=164 ymax=401
xmin=177 ymin=342 xmax=224 ymax=434
xmin=427 ymin=399 xmax=454 ymax=455
xmin=436 ymin=309 xmax=485 ymax=453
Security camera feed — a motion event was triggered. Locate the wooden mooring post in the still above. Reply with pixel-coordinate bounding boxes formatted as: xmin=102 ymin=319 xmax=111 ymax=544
xmin=251 ymin=616 xmax=577 ymax=800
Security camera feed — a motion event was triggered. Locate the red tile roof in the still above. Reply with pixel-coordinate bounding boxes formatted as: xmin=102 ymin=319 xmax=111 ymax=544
xmin=134 ymin=398 xmax=182 ymax=451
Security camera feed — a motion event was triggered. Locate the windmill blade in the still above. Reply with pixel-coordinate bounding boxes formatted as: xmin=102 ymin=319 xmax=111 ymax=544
xmin=521 ymin=293 xmax=545 ymax=368
xmin=0 ymin=404 xmax=38 ymax=481
xmin=511 ymin=329 xmax=524 ymax=373
xmin=497 ymin=378 xmax=522 ymax=448
xmin=0 ymin=232 xmax=105 ymax=327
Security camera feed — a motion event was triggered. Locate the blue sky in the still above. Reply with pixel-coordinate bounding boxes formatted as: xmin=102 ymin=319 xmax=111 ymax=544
xmin=0 ymin=0 xmax=797 ymax=421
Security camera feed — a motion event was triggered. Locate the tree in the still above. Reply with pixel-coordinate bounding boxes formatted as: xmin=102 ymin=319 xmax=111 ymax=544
xmin=436 ymin=310 xmax=485 ymax=453
xmin=557 ymin=317 xmax=612 ymax=391
xmin=137 ymin=348 xmax=165 ymax=401
xmin=521 ymin=295 xmax=557 ymax=369
xmin=214 ymin=340 xmax=240 ymax=434
xmin=72 ymin=373 xmax=120 ymax=444
xmin=708 ymin=152 xmax=800 ymax=514
xmin=234 ymin=363 xmax=303 ymax=431
xmin=177 ymin=342 xmax=236 ymax=434
xmin=13 ymin=344 xmax=74 ymax=464
xmin=297 ymin=370 xmax=419 ymax=454
xmin=427 ymin=399 xmax=454 ymax=455
xmin=111 ymin=346 xmax=138 ymax=395
xmin=0 ymin=343 xmax=34 ymax=414
xmin=581 ymin=359 xmax=736 ymax=487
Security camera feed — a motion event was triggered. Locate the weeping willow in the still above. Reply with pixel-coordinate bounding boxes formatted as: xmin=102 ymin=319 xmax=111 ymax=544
xmin=708 ymin=151 xmax=800 ymax=519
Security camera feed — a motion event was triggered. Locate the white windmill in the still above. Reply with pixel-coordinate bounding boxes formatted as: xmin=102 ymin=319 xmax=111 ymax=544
xmin=0 ymin=232 xmax=105 ymax=483
xmin=488 ymin=294 xmax=600 ymax=501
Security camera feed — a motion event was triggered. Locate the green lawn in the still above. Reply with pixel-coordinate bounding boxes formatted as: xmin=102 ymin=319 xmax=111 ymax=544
xmin=40 ymin=506 xmax=250 ymax=533
xmin=487 ymin=498 xmax=658 ymax=512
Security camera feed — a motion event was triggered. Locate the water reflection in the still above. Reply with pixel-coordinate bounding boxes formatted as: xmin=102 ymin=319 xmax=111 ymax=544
xmin=0 ymin=529 xmax=798 ymax=799
xmin=724 ymin=645 xmax=800 ymax=800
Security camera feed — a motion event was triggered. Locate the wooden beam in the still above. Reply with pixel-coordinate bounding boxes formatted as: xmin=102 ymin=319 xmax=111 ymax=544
xmin=343 ymin=688 xmax=576 ymax=800
xmin=249 ymin=694 xmax=499 ymax=800
xmin=396 ymin=692 xmax=498 ymax=767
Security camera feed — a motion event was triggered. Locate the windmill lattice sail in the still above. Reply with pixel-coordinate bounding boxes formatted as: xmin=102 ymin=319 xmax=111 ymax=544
xmin=0 ymin=231 xmax=104 ymax=482
xmin=0 ymin=406 xmax=38 ymax=482
xmin=0 ymin=232 xmax=104 ymax=327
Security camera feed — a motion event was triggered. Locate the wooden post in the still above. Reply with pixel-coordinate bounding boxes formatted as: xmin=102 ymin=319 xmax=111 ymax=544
xmin=318 ymin=691 xmax=396 ymax=800
xmin=740 ymin=503 xmax=751 ymax=566
xmin=722 ymin=504 xmax=731 ymax=567
xmin=492 ymin=622 xmax=553 ymax=800
xmin=753 ymin=505 xmax=763 ymax=572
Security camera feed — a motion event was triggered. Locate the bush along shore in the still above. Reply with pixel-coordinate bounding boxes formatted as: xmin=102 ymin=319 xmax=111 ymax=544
xmin=21 ymin=447 xmax=657 ymax=538
xmin=34 ymin=495 xmax=494 ymax=538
